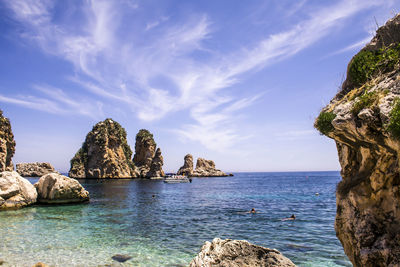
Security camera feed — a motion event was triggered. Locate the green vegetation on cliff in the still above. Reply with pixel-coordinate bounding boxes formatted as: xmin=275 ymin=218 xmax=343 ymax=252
xmin=70 ymin=119 xmax=134 ymax=170
xmin=315 ymin=111 xmax=336 ymax=136
xmin=348 ymin=44 xmax=400 ymax=88
xmin=351 ymin=91 xmax=378 ymax=115
xmin=387 ymin=98 xmax=400 ymax=139
xmin=136 ymin=129 xmax=156 ymax=146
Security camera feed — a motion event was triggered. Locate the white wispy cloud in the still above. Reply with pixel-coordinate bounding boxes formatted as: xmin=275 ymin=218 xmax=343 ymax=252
xmin=3 ymin=0 xmax=385 ymax=151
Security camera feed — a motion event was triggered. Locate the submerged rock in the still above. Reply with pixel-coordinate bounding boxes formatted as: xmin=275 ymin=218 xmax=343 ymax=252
xmin=189 ymin=238 xmax=295 ymax=267
xmin=69 ymin=118 xmax=137 ymax=178
xmin=16 ymin=162 xmax=57 ymax=177
xmin=35 ymin=173 xmax=89 ymax=203
xmin=177 ymin=154 xmax=194 ymax=176
xmin=111 ymin=254 xmax=132 ymax=263
xmin=0 ymin=110 xmax=15 ymax=172
xmin=32 ymin=263 xmax=49 ymax=267
xmin=315 ymin=13 xmax=400 ymax=266
xmin=0 ymin=171 xmax=37 ymax=210
xmin=178 ymin=155 xmax=228 ymax=177
xmin=133 ymin=129 xmax=165 ymax=178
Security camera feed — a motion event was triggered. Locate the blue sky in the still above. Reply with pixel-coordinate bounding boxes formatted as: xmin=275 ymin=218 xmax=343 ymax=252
xmin=0 ymin=0 xmax=399 ymax=173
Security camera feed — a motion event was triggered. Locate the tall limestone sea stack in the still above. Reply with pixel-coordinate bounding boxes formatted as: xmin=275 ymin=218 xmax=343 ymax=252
xmin=315 ymin=14 xmax=400 ymax=266
xmin=69 ymin=119 xmax=137 ymax=178
xmin=0 ymin=109 xmax=15 ymax=172
xmin=133 ymin=129 xmax=164 ymax=178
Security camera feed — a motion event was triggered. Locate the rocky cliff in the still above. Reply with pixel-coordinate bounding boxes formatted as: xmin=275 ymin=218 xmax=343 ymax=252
xmin=69 ymin=119 xmax=137 ymax=178
xmin=190 ymin=238 xmax=295 ymax=267
xmin=177 ymin=154 xmax=228 ymax=177
xmin=16 ymin=162 xmax=56 ymax=177
xmin=0 ymin=110 xmax=15 ymax=172
xmin=315 ymin=14 xmax=400 ymax=267
xmin=132 ymin=129 xmax=164 ymax=178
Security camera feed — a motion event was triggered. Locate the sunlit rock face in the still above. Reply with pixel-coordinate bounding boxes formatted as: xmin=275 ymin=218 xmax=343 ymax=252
xmin=315 ymin=13 xmax=400 ymax=267
xmin=132 ymin=129 xmax=164 ymax=178
xmin=69 ymin=119 xmax=137 ymax=178
xmin=16 ymin=162 xmax=56 ymax=177
xmin=177 ymin=154 xmax=228 ymax=177
xmin=0 ymin=171 xmax=37 ymax=210
xmin=189 ymin=238 xmax=296 ymax=267
xmin=0 ymin=110 xmax=15 ymax=172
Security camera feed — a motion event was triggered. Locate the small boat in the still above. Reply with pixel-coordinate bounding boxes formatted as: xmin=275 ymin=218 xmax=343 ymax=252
xmin=164 ymin=175 xmax=191 ymax=183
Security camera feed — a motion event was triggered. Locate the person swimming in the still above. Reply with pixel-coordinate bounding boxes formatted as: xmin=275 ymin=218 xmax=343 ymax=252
xmin=249 ymin=208 xmax=256 ymax=214
xmin=282 ymin=214 xmax=296 ymax=221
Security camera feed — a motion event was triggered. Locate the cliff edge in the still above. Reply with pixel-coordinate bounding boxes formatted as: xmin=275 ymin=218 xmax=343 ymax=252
xmin=315 ymin=14 xmax=400 ymax=266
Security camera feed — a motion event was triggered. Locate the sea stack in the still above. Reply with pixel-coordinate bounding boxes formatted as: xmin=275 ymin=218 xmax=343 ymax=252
xmin=132 ymin=129 xmax=165 ymax=178
xmin=69 ymin=118 xmax=137 ymax=178
xmin=0 ymin=109 xmax=15 ymax=172
xmin=16 ymin=162 xmax=57 ymax=177
xmin=177 ymin=154 xmax=228 ymax=177
xmin=315 ymin=14 xmax=400 ymax=266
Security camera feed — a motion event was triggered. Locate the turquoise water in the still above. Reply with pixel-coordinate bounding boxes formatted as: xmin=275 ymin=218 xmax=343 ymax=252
xmin=0 ymin=172 xmax=351 ymax=266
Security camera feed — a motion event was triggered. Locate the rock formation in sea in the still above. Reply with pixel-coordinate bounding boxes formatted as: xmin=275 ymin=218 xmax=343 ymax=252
xmin=16 ymin=162 xmax=57 ymax=177
xmin=189 ymin=238 xmax=295 ymax=267
xmin=69 ymin=118 xmax=137 ymax=178
xmin=35 ymin=173 xmax=89 ymax=203
xmin=0 ymin=171 xmax=37 ymax=210
xmin=177 ymin=154 xmax=228 ymax=177
xmin=177 ymin=154 xmax=194 ymax=176
xmin=132 ymin=129 xmax=165 ymax=178
xmin=315 ymin=13 xmax=400 ymax=266
xmin=0 ymin=110 xmax=15 ymax=172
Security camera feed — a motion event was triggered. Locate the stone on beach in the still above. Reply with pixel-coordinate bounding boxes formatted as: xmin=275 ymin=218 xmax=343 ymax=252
xmin=189 ymin=238 xmax=296 ymax=267
xmin=0 ymin=171 xmax=37 ymax=210
xmin=35 ymin=173 xmax=89 ymax=203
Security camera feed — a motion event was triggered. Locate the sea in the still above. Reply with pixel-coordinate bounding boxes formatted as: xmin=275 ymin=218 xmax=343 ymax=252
xmin=0 ymin=172 xmax=352 ymax=267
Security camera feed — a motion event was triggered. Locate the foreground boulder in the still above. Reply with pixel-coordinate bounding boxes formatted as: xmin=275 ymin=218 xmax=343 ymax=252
xmin=177 ymin=155 xmax=228 ymax=177
xmin=35 ymin=173 xmax=89 ymax=203
xmin=190 ymin=238 xmax=295 ymax=267
xmin=69 ymin=118 xmax=137 ymax=178
xmin=133 ymin=129 xmax=165 ymax=178
xmin=0 ymin=171 xmax=37 ymax=209
xmin=315 ymin=13 xmax=400 ymax=266
xmin=0 ymin=110 xmax=15 ymax=172
xmin=16 ymin=162 xmax=57 ymax=177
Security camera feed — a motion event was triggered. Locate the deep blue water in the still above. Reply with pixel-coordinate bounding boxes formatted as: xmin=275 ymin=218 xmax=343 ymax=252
xmin=0 ymin=172 xmax=351 ymax=266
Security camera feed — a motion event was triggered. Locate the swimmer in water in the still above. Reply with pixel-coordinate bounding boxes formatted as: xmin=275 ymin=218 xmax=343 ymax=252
xmin=282 ymin=214 xmax=296 ymax=221
xmin=248 ymin=208 xmax=257 ymax=214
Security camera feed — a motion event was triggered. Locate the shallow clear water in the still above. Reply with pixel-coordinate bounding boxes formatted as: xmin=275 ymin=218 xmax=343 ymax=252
xmin=0 ymin=172 xmax=351 ymax=267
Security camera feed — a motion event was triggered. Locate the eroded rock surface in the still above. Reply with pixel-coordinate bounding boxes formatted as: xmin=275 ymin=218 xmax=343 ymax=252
xmin=16 ymin=162 xmax=56 ymax=177
xmin=69 ymin=119 xmax=137 ymax=178
xmin=189 ymin=238 xmax=296 ymax=267
xmin=315 ymin=13 xmax=400 ymax=267
xmin=133 ymin=129 xmax=164 ymax=178
xmin=178 ymin=155 xmax=228 ymax=177
xmin=35 ymin=173 xmax=89 ymax=203
xmin=0 ymin=171 xmax=37 ymax=210
xmin=177 ymin=154 xmax=194 ymax=176
xmin=0 ymin=110 xmax=15 ymax=172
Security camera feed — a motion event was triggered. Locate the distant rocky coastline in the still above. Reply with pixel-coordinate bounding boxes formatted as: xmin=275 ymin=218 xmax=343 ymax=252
xmin=177 ymin=154 xmax=230 ymax=177
xmin=16 ymin=162 xmax=57 ymax=177
xmin=190 ymin=238 xmax=295 ymax=267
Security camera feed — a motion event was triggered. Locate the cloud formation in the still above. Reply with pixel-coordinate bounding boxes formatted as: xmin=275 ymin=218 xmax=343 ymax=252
xmin=1 ymin=0 xmax=386 ymax=150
